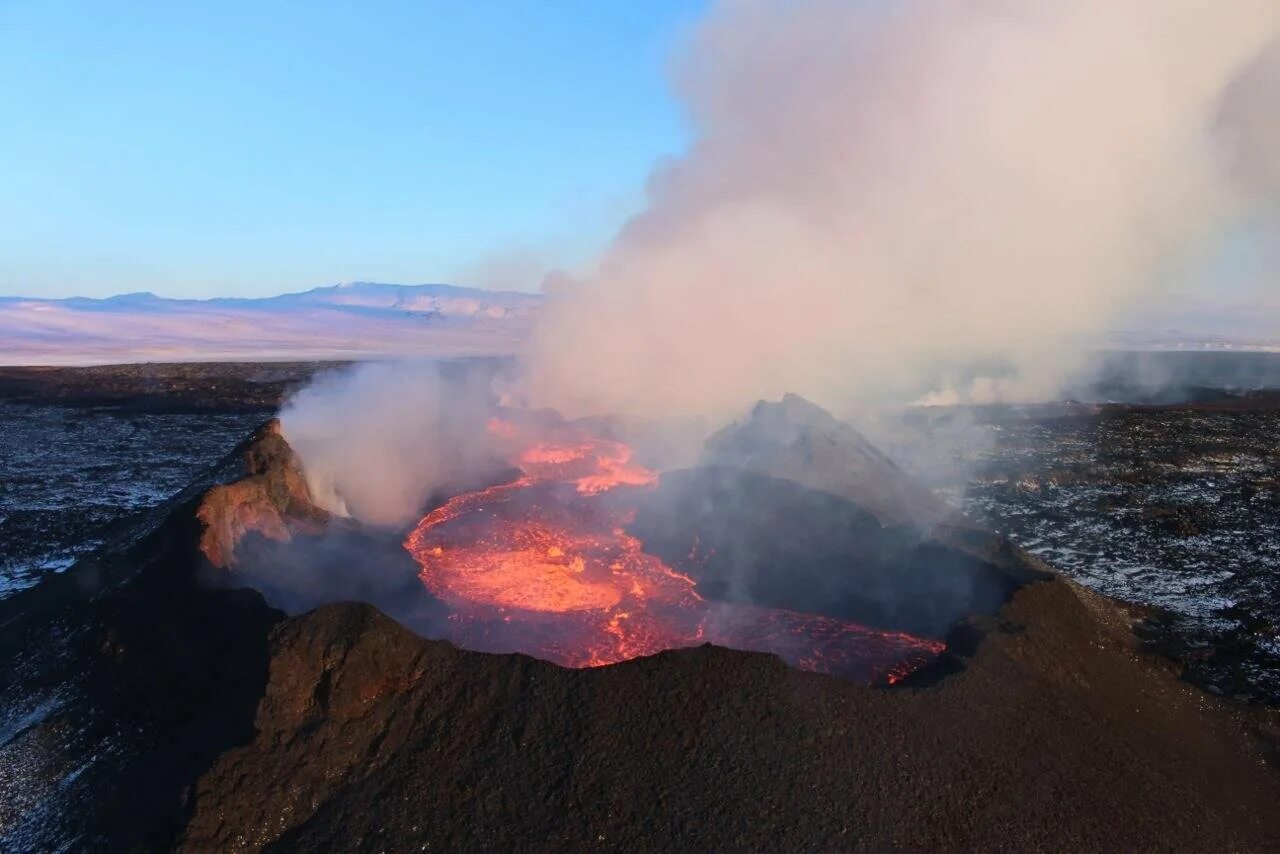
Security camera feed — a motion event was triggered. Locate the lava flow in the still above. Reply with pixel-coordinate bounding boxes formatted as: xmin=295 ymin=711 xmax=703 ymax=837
xmin=404 ymin=424 xmax=944 ymax=684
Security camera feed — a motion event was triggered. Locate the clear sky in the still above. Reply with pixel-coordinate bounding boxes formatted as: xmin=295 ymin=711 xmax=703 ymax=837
xmin=1 ymin=1 xmax=705 ymax=298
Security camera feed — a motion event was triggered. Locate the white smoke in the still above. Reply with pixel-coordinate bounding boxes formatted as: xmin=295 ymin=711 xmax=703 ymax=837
xmin=278 ymin=361 xmax=499 ymax=527
xmin=528 ymin=0 xmax=1280 ymax=420
xmin=280 ymin=2 xmax=1280 ymax=526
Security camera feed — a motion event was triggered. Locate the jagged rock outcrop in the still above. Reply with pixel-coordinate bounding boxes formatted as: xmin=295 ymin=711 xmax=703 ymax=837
xmin=704 ymin=394 xmax=953 ymax=526
xmin=196 ymin=420 xmax=328 ymax=568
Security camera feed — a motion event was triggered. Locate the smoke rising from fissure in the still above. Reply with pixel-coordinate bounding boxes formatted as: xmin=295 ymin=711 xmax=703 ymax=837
xmin=279 ymin=361 xmax=502 ymax=527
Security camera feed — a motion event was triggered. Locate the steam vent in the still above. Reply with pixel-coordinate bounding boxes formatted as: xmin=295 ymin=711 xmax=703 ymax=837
xmin=1 ymin=398 xmax=1278 ymax=850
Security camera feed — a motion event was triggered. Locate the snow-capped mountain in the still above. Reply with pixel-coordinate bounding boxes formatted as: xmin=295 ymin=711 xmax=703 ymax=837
xmin=0 ymin=282 xmax=540 ymax=365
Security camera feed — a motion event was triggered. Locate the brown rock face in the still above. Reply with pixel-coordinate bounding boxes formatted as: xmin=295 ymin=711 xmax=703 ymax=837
xmin=196 ymin=420 xmax=328 ymax=567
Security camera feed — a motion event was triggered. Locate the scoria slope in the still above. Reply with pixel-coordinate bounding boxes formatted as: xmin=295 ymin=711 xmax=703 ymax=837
xmin=181 ymin=580 xmax=1280 ymax=851
xmin=164 ymin=401 xmax=1280 ymax=850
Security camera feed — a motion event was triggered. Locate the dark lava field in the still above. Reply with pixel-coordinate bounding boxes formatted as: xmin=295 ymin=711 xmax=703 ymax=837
xmin=2 ymin=359 xmax=1278 ymax=703
xmin=0 ymin=404 xmax=266 ymax=595
xmin=0 ymin=362 xmax=327 ymax=596
xmin=887 ymin=397 xmax=1280 ymax=703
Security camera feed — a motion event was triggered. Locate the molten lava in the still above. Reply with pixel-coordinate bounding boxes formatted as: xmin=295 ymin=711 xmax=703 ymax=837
xmin=405 ymin=425 xmax=944 ymax=684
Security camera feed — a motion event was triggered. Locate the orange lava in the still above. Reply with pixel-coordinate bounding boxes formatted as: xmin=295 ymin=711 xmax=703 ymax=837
xmin=405 ymin=428 xmax=944 ymax=683
xmin=517 ymin=438 xmax=657 ymax=494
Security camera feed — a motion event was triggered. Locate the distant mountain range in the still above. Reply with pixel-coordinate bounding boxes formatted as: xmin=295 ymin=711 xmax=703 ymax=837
xmin=0 ymin=282 xmax=541 ymax=365
xmin=1 ymin=281 xmax=1274 ymax=367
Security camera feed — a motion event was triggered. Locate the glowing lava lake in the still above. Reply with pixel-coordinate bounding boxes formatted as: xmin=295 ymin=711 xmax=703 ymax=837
xmin=405 ymin=423 xmax=944 ymax=684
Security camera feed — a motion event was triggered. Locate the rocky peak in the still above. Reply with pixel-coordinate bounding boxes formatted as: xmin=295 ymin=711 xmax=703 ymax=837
xmin=703 ymin=394 xmax=951 ymax=526
xmin=197 ymin=420 xmax=329 ymax=568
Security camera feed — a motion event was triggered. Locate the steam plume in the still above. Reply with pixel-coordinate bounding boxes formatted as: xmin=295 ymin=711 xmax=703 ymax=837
xmin=280 ymin=1 xmax=1279 ymax=526
xmin=279 ymin=361 xmax=499 ymax=527
xmin=529 ymin=0 xmax=1280 ymax=419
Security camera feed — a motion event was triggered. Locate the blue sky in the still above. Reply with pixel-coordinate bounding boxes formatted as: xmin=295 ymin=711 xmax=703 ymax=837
xmin=1 ymin=1 xmax=705 ymax=298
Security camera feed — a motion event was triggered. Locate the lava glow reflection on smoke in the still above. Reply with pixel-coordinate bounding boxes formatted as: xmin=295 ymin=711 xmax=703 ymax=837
xmin=404 ymin=423 xmax=943 ymax=684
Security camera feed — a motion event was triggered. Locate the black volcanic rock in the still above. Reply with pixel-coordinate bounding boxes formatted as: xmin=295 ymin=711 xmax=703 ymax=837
xmin=0 ymin=423 xmax=287 ymax=850
xmin=0 ymin=362 xmax=323 ymax=413
xmin=635 ymin=396 xmax=1048 ymax=638
xmin=701 ymin=395 xmax=1046 ymax=576
xmin=3 ymin=399 xmax=1280 ymax=850
xmin=631 ymin=466 xmax=1031 ymax=637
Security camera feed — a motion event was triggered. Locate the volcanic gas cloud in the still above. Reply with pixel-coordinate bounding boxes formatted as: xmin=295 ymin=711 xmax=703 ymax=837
xmin=286 ymin=0 xmax=1280 ymax=685
xmin=404 ymin=418 xmax=943 ymax=684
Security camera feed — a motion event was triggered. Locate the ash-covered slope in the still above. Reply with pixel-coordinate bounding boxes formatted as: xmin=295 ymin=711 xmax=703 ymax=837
xmin=3 ymin=400 xmax=1279 ymax=850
